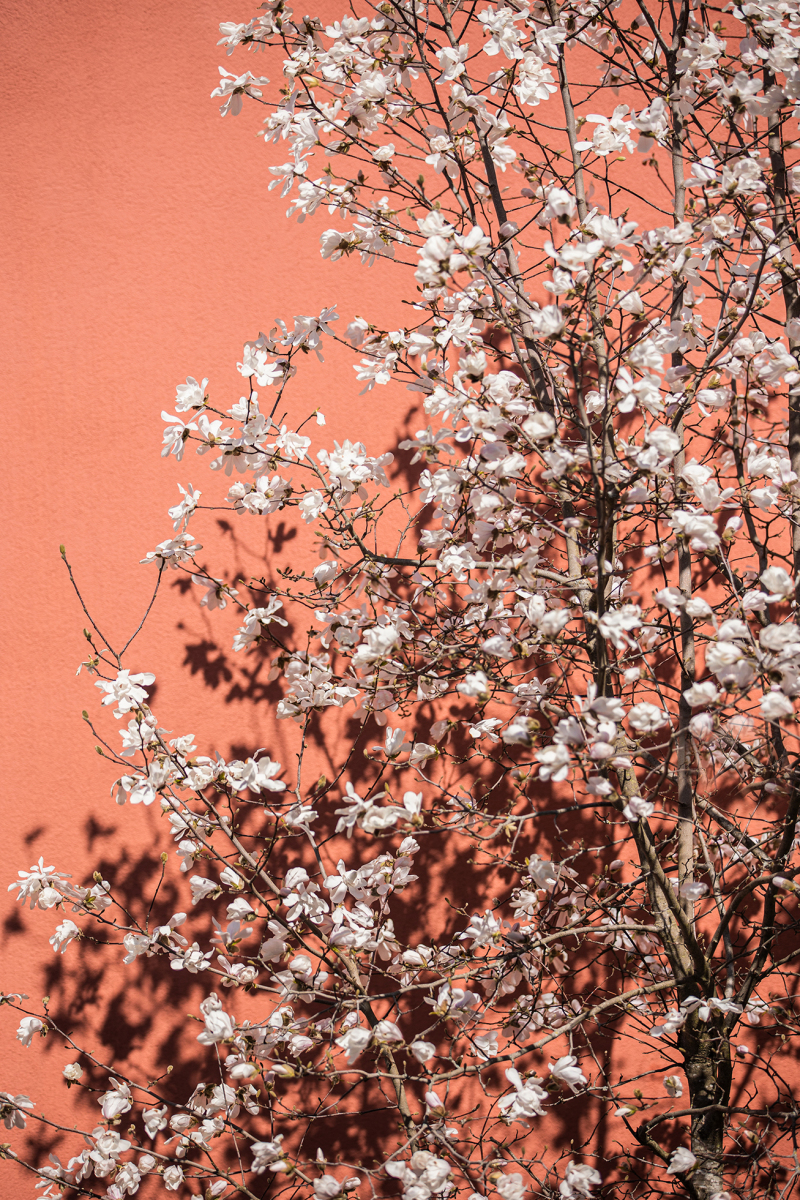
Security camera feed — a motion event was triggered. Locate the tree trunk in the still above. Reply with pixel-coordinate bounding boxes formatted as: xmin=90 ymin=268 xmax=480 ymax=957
xmin=681 ymin=1016 xmax=733 ymax=1199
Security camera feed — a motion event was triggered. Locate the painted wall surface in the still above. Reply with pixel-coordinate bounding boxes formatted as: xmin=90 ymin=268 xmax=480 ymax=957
xmin=0 ymin=0 xmax=413 ymax=1182
xmin=4 ymin=4 xmax=795 ymax=1196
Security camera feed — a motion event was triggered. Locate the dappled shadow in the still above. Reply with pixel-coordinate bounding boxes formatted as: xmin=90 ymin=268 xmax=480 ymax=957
xmin=10 ymin=397 xmax=800 ymax=1200
xmin=8 ymin=726 xmax=797 ymax=1199
xmin=181 ymin=634 xmax=235 ymax=690
xmin=4 ymin=657 xmax=643 ymax=1192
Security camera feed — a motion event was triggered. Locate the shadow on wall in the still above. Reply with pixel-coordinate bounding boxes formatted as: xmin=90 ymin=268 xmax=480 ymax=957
xmin=2 ymin=571 xmax=621 ymax=1195
xmin=5 ymin=379 xmax=792 ymax=1197
xmin=7 ymin=822 xmax=644 ymax=1199
xmin=5 ymin=613 xmax=793 ymax=1200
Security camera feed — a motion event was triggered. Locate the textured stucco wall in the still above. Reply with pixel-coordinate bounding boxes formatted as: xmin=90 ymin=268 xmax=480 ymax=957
xmin=0 ymin=0 xmax=407 ymax=1173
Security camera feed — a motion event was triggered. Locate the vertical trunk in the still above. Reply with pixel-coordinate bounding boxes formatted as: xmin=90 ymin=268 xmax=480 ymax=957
xmin=665 ymin=28 xmax=697 ymax=926
xmin=547 ymin=0 xmax=616 ymax=697
xmin=680 ymin=1017 xmax=733 ymax=1199
xmin=765 ymin=68 xmax=800 ymax=591
xmin=728 ymin=82 xmax=800 ymax=1072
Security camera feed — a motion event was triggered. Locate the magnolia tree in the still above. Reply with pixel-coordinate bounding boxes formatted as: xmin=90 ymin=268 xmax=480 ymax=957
xmin=6 ymin=0 xmax=800 ymax=1197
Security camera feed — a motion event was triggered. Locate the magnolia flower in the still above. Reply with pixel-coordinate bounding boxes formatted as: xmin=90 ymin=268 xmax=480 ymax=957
xmin=141 ymin=533 xmax=201 ymax=566
xmin=761 ymin=691 xmax=794 ymax=721
xmin=16 ymin=1017 xmax=44 ymax=1047
xmin=50 ymin=919 xmax=80 ymax=954
xmin=548 ymin=1055 xmax=587 ymax=1092
xmin=193 ymin=574 xmax=238 ymax=610
xmin=761 ymin=566 xmax=794 ymax=600
xmin=63 ymin=1063 xmax=83 ymax=1083
xmin=498 ymin=1067 xmax=547 ymax=1123
xmin=664 ymin=1075 xmax=684 ymax=1097
xmin=93 ymin=1128 xmax=131 ymax=1158
xmin=575 ymin=106 xmax=636 ymax=155
xmin=299 ymin=490 xmax=328 ymax=523
xmin=174 ymin=376 xmax=208 ymax=411
xmin=168 ymin=482 xmax=201 ymax=531
xmin=252 ymin=1136 xmax=287 ymax=1174
xmin=684 ymin=681 xmax=719 ymax=706
xmin=313 ymin=560 xmax=338 ymax=586
xmin=670 ymin=509 xmax=721 ymax=551
xmin=468 ymin=717 xmax=502 ymax=741
xmin=654 ymin=587 xmax=686 ymax=613
xmin=686 ymin=596 xmax=713 ymax=619
xmin=95 ymin=670 xmax=155 ymax=718
xmin=623 ymin=794 xmax=655 ymax=822
xmin=496 ymin=1178 xmax=526 ymax=1200
xmin=8 ymin=858 xmax=72 ymax=910
xmin=457 ymin=671 xmax=490 ymax=698
xmin=315 ymin=1176 xmax=343 ymax=1200
xmin=537 ymin=186 xmax=576 ymax=225
xmin=211 ymin=67 xmax=268 ymax=117
xmin=197 ymin=1008 xmax=236 ymax=1045
xmin=628 ymin=703 xmax=670 ymax=734
xmin=161 ymin=411 xmax=197 ymax=459
xmin=523 ymin=411 xmax=557 ymax=440
xmin=220 ymin=866 xmax=244 ymax=890
xmin=559 ymin=1161 xmax=602 ymax=1198
xmin=99 ymin=1079 xmax=132 ymax=1120
xmin=385 ymin=1151 xmax=451 ymax=1196
xmin=408 ymin=742 xmax=436 ymax=767
xmin=234 ymin=754 xmax=286 ymax=795
xmin=474 ymin=1031 xmax=499 ymax=1059
xmin=503 ymin=719 xmax=535 ymax=745
xmin=112 ymin=1162 xmax=142 ymax=1194
xmin=335 ymin=1026 xmax=371 ymax=1064
xmin=0 ymin=1093 xmax=34 ymax=1130
xmin=373 ymin=1019 xmax=403 ymax=1043
xmin=143 ymin=1106 xmax=168 ymax=1138
xmin=163 ymin=1164 xmax=185 ymax=1191
xmin=689 ymin=712 xmax=715 ymax=743
xmin=618 ymin=290 xmax=644 ymax=313
xmin=190 ymin=875 xmax=219 ymax=905
xmin=597 ymin=605 xmax=642 ymax=649
xmin=536 ymin=743 xmax=572 ymax=782
xmin=667 ymin=1147 xmax=697 ymax=1174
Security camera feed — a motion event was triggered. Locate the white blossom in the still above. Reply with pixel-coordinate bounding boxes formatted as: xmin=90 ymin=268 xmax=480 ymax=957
xmin=667 ymin=1148 xmax=697 ymax=1174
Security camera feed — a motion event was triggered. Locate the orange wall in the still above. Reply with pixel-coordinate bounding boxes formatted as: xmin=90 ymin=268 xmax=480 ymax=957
xmin=4 ymin=5 xmax=787 ymax=1194
xmin=0 ymin=0 xmax=410 ymax=1175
